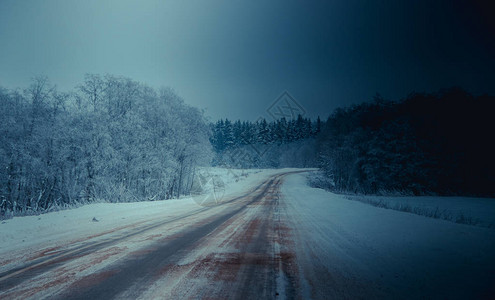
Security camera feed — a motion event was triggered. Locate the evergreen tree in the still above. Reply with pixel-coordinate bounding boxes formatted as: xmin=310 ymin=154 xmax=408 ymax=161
xmin=223 ymin=119 xmax=235 ymax=149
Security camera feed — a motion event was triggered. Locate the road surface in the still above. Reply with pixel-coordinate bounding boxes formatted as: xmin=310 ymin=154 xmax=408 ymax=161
xmin=1 ymin=171 xmax=494 ymax=299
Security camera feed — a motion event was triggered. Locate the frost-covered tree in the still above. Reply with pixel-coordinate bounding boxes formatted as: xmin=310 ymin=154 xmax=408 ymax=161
xmin=0 ymin=75 xmax=212 ymax=218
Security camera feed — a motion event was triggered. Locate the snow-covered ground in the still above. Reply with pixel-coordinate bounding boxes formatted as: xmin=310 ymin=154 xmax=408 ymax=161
xmin=282 ymin=174 xmax=495 ymax=299
xmin=345 ymin=194 xmax=495 ymax=228
xmin=0 ymin=168 xmax=293 ymax=260
xmin=2 ymin=169 xmax=494 ymax=299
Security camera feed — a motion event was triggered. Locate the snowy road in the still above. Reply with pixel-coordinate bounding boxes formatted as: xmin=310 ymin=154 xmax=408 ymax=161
xmin=0 ymin=171 xmax=302 ymax=299
xmin=1 ymin=170 xmax=495 ymax=299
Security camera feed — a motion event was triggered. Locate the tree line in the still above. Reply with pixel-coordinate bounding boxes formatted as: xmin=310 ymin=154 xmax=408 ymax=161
xmin=2 ymin=75 xmax=492 ymax=218
xmin=315 ymin=88 xmax=495 ymax=197
xmin=210 ymin=116 xmax=321 ymax=168
xmin=0 ymin=75 xmax=211 ymax=218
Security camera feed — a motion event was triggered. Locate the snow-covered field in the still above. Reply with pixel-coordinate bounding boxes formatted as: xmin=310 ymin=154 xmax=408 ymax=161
xmin=282 ymin=174 xmax=495 ymax=299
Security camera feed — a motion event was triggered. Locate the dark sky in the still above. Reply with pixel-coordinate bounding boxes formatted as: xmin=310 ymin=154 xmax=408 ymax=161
xmin=0 ymin=0 xmax=494 ymax=121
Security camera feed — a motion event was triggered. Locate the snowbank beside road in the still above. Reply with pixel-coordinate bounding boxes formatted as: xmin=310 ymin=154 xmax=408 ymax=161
xmin=345 ymin=194 xmax=495 ymax=228
xmin=282 ymin=173 xmax=495 ymax=299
